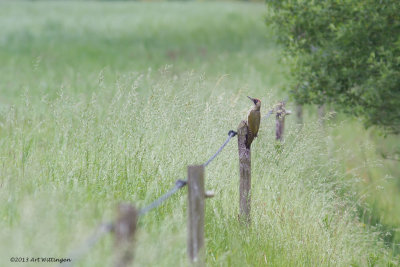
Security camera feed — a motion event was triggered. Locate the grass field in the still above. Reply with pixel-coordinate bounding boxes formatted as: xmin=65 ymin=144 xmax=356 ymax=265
xmin=0 ymin=1 xmax=399 ymax=266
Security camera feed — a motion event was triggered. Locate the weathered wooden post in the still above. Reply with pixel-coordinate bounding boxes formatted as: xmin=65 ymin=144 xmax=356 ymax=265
xmin=237 ymin=120 xmax=251 ymax=224
xmin=295 ymin=103 xmax=303 ymax=125
xmin=187 ymin=165 xmax=205 ymax=265
xmin=318 ymin=104 xmax=325 ymax=126
xmin=275 ymin=101 xmax=291 ymax=142
xmin=114 ymin=203 xmax=138 ymax=267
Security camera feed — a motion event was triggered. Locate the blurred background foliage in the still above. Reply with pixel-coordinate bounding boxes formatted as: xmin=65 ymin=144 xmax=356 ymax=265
xmin=266 ymin=0 xmax=400 ymax=134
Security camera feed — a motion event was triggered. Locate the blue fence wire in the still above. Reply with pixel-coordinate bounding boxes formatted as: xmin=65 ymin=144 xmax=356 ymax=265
xmin=64 ymin=129 xmax=239 ymax=266
xmin=138 ymin=179 xmax=187 ymax=216
xmin=203 ymin=130 xmax=237 ymax=167
xmin=61 ymin=222 xmax=113 ymax=267
xmin=139 ymin=130 xmax=237 ymax=216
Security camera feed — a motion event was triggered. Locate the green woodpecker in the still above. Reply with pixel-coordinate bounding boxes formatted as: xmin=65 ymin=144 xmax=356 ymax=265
xmin=246 ymin=96 xmax=261 ymax=148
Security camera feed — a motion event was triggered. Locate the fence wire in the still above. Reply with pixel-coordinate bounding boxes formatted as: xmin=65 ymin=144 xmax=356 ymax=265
xmin=138 ymin=130 xmax=237 ymax=216
xmin=263 ymin=109 xmax=273 ymax=120
xmin=62 ymin=222 xmax=113 ymax=267
xmin=203 ymin=130 xmax=237 ymax=167
xmin=63 ymin=129 xmax=238 ymax=265
xmin=138 ymin=179 xmax=187 ymax=216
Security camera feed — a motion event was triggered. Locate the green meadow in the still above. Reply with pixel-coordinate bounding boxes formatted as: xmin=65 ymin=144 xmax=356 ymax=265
xmin=0 ymin=1 xmax=399 ymax=266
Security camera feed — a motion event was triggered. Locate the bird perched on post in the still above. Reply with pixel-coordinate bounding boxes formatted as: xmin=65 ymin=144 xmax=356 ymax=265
xmin=246 ymin=96 xmax=261 ymax=148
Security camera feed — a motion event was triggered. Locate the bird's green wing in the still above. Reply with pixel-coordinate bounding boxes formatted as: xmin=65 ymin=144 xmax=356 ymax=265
xmin=248 ymin=110 xmax=260 ymax=137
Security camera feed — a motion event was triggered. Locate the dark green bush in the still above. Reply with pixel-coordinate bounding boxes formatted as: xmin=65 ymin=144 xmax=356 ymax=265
xmin=266 ymin=0 xmax=400 ymax=133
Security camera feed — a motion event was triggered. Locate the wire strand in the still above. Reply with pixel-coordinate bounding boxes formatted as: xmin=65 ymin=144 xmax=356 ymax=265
xmin=263 ymin=109 xmax=273 ymax=120
xmin=138 ymin=130 xmax=237 ymax=216
xmin=65 ymin=129 xmax=240 ymax=264
xmin=61 ymin=222 xmax=113 ymax=267
xmin=138 ymin=179 xmax=187 ymax=216
xmin=203 ymin=130 xmax=237 ymax=167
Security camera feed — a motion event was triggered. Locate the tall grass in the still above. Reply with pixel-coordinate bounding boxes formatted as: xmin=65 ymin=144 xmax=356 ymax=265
xmin=0 ymin=1 xmax=398 ymax=266
xmin=0 ymin=70 xmax=392 ymax=266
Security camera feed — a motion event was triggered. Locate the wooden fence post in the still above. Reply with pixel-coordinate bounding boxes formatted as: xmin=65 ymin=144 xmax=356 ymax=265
xmin=295 ymin=103 xmax=303 ymax=125
xmin=114 ymin=203 xmax=138 ymax=267
xmin=275 ymin=101 xmax=291 ymax=142
xmin=187 ymin=165 xmax=205 ymax=265
xmin=318 ymin=104 xmax=325 ymax=126
xmin=237 ymin=121 xmax=251 ymax=224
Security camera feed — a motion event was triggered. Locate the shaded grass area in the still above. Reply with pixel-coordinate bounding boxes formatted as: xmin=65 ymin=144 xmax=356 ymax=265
xmin=299 ymin=106 xmax=400 ymax=258
xmin=0 ymin=1 xmax=398 ymax=266
xmin=330 ymin=119 xmax=400 ymax=255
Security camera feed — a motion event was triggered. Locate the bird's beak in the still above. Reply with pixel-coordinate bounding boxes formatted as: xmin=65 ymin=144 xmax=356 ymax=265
xmin=247 ymin=96 xmax=256 ymax=105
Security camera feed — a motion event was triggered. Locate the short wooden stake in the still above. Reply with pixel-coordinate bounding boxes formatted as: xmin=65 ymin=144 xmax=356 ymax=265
xmin=114 ymin=203 xmax=138 ymax=267
xmin=275 ymin=101 xmax=290 ymax=142
xmin=237 ymin=121 xmax=251 ymax=224
xmin=187 ymin=165 xmax=205 ymax=265
xmin=295 ymin=103 xmax=303 ymax=125
xmin=318 ymin=104 xmax=325 ymax=126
